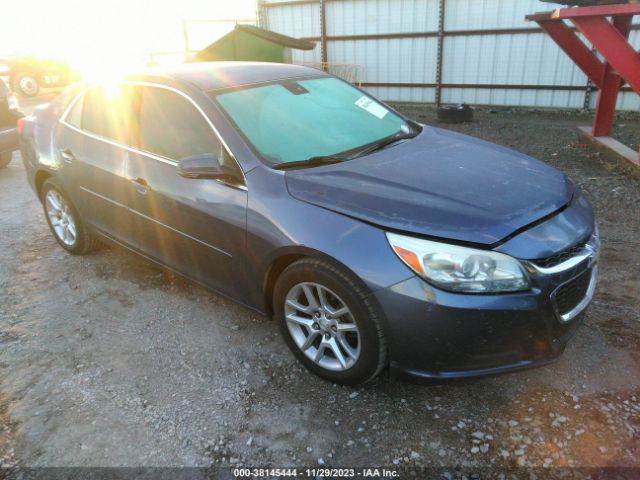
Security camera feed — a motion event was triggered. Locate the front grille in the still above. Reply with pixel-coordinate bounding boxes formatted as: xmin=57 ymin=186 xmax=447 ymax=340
xmin=535 ymin=242 xmax=586 ymax=269
xmin=554 ymin=269 xmax=591 ymax=317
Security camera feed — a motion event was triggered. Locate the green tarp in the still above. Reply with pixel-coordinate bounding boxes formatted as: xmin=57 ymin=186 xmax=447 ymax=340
xmin=193 ymin=25 xmax=315 ymax=63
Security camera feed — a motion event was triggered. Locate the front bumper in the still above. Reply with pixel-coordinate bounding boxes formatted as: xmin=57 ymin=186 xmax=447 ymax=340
xmin=375 ymin=234 xmax=599 ymax=380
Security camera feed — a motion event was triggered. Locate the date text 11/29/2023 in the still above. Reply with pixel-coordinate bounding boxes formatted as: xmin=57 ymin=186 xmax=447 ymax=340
xmin=233 ymin=467 xmax=400 ymax=478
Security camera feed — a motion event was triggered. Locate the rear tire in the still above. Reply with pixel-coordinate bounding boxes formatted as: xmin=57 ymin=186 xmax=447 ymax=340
xmin=41 ymin=179 xmax=99 ymax=254
xmin=274 ymin=258 xmax=387 ymax=385
xmin=0 ymin=152 xmax=11 ymax=169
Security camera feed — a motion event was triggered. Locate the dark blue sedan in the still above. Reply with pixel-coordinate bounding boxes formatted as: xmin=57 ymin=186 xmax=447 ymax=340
xmin=18 ymin=62 xmax=599 ymax=384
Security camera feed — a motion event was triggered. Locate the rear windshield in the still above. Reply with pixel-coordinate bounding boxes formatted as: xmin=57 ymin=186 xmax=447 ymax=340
xmin=212 ymin=77 xmax=410 ymax=165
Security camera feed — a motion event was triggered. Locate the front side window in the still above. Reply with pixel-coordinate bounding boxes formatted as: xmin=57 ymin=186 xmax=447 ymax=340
xmin=139 ymin=87 xmax=222 ymax=161
xmin=81 ymin=86 xmax=136 ymax=143
xmin=213 ymin=77 xmax=412 ymax=165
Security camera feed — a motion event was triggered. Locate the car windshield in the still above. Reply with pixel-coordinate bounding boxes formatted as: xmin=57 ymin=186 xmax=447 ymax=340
xmin=212 ymin=77 xmax=413 ymax=165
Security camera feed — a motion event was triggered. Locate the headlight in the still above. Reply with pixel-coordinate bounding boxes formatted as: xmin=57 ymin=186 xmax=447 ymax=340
xmin=0 ymin=64 xmax=9 ymax=74
xmin=386 ymin=232 xmax=530 ymax=293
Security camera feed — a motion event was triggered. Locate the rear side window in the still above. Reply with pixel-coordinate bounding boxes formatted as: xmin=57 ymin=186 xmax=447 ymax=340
xmin=81 ymin=86 xmax=136 ymax=143
xmin=139 ymin=87 xmax=221 ymax=161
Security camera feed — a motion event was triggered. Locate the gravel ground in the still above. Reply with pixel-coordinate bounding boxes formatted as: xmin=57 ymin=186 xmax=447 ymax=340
xmin=0 ymin=105 xmax=639 ymax=478
xmin=614 ymin=121 xmax=640 ymax=153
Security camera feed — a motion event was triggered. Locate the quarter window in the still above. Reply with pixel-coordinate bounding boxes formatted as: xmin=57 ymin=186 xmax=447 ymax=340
xmin=139 ymin=87 xmax=222 ymax=161
xmin=65 ymin=95 xmax=83 ymax=128
xmin=81 ymin=86 xmax=136 ymax=143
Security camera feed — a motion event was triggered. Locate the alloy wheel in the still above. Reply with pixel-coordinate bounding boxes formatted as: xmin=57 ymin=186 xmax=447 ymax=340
xmin=284 ymin=282 xmax=361 ymax=371
xmin=45 ymin=190 xmax=77 ymax=247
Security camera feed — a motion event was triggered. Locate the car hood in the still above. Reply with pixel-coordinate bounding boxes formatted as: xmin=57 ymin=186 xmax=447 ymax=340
xmin=284 ymin=127 xmax=573 ymax=245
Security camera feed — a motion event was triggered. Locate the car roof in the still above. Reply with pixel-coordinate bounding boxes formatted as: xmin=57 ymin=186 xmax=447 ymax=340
xmin=130 ymin=61 xmax=327 ymax=92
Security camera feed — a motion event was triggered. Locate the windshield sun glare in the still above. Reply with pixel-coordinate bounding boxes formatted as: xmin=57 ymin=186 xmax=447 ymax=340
xmin=214 ymin=77 xmax=412 ymax=165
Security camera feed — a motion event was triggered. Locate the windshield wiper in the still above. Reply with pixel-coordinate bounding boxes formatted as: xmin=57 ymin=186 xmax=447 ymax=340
xmin=272 ymin=155 xmax=348 ymax=170
xmin=354 ymin=128 xmax=420 ymax=157
xmin=272 ymin=124 xmax=421 ymax=170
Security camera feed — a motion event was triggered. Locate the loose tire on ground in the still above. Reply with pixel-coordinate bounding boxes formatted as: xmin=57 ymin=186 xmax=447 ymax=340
xmin=274 ymin=258 xmax=387 ymax=385
xmin=437 ymin=104 xmax=474 ymax=124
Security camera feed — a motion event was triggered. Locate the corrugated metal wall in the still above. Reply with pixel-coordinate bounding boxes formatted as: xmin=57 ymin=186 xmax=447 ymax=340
xmin=262 ymin=0 xmax=640 ymax=110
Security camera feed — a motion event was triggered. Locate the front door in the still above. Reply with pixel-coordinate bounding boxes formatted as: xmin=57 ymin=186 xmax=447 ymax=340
xmin=125 ymin=85 xmax=248 ymax=300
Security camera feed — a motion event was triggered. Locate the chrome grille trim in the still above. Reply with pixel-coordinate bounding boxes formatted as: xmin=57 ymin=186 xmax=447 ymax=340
xmin=523 ymin=230 xmax=600 ymax=276
xmin=553 ymin=266 xmax=598 ymax=323
xmin=534 ymin=242 xmax=586 ymax=269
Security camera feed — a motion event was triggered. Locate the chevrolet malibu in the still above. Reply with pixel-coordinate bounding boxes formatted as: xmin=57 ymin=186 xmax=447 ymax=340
xmin=18 ymin=62 xmax=599 ymax=385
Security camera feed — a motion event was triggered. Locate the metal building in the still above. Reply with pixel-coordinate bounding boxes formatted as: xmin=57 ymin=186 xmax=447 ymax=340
xmin=259 ymin=0 xmax=640 ymax=110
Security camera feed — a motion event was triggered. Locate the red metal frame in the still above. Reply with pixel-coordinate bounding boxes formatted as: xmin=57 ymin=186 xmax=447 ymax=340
xmin=527 ymin=4 xmax=640 ymax=163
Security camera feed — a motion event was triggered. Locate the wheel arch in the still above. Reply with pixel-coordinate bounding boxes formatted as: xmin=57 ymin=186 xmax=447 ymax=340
xmin=34 ymin=170 xmax=53 ymax=199
xmin=262 ymin=246 xmax=377 ymax=319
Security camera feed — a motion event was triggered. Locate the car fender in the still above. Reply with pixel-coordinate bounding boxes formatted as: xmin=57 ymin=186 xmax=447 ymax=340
xmin=244 ymin=166 xmax=414 ymax=316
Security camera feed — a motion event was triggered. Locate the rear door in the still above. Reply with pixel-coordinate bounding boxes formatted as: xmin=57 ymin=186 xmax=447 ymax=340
xmin=56 ymin=85 xmax=138 ymax=243
xmin=125 ymin=85 xmax=248 ymax=299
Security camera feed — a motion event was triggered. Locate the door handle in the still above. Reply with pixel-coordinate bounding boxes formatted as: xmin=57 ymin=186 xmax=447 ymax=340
xmin=130 ymin=177 xmax=150 ymax=194
xmin=60 ymin=148 xmax=76 ymax=163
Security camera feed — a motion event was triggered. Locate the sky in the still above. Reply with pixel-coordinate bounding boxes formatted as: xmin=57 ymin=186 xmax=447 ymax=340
xmin=0 ymin=0 xmax=257 ymax=73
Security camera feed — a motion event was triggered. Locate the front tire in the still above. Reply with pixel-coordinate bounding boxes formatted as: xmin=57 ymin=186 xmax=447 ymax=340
xmin=274 ymin=258 xmax=387 ymax=385
xmin=41 ymin=179 xmax=98 ymax=254
xmin=0 ymin=152 xmax=11 ymax=169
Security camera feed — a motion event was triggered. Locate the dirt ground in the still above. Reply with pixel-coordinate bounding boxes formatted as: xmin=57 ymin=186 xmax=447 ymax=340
xmin=0 ymin=105 xmax=639 ymax=478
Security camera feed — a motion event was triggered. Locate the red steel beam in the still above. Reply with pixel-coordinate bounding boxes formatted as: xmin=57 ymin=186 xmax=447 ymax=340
xmin=553 ymin=3 xmax=640 ymax=19
xmin=537 ymin=20 xmax=604 ymax=88
xmin=530 ymin=4 xmax=640 ymax=162
xmin=571 ymin=16 xmax=640 ymax=94
xmin=591 ymin=16 xmax=632 ymax=136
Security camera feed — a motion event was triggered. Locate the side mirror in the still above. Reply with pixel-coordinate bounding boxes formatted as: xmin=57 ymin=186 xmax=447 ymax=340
xmin=177 ymin=153 xmax=226 ymax=179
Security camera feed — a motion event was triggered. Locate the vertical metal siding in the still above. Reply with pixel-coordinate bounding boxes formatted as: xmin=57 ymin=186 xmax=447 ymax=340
xmin=330 ymin=38 xmax=438 ymax=83
xmin=290 ymin=46 xmax=322 ymax=65
xmin=263 ymin=0 xmax=639 ymax=110
xmin=444 ymin=0 xmax=564 ymax=31
xmin=441 ymin=88 xmax=585 ymax=108
xmin=440 ymin=0 xmax=584 ymax=107
xmin=266 ymin=3 xmax=321 ymax=39
xmin=327 ymin=0 xmax=439 ymax=36
xmin=443 ymin=34 xmax=586 ymax=85
xmin=363 ymin=86 xmax=437 ymax=103
xmin=266 ymin=3 xmax=323 ymax=68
